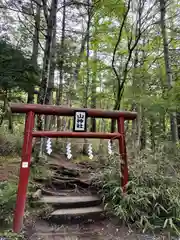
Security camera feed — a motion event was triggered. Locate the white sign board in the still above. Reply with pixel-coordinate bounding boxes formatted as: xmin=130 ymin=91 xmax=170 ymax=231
xmin=73 ymin=111 xmax=87 ymax=132
xmin=22 ymin=162 xmax=28 ymax=168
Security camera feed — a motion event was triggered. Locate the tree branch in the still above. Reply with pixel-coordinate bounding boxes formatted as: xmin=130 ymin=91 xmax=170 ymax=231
xmin=111 ymin=0 xmax=131 ymax=110
xmin=111 ymin=0 xmax=131 ymax=86
xmin=42 ymin=0 xmax=49 ymax=25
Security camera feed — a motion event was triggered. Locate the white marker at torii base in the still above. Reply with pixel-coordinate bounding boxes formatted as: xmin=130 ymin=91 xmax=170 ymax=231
xmin=66 ymin=142 xmax=72 ymax=159
xmin=46 ymin=138 xmax=52 ymax=155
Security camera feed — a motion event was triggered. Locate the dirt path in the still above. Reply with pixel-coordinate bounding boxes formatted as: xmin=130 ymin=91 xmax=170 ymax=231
xmin=26 ymin=219 xmax=168 ymax=240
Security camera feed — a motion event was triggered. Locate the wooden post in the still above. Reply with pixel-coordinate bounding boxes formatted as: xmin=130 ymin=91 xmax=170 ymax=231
xmin=13 ymin=111 xmax=34 ymax=233
xmin=117 ymin=117 xmax=128 ymax=193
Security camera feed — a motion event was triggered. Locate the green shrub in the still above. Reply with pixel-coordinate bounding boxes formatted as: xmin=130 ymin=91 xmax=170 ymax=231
xmin=0 ymin=229 xmax=24 ymax=240
xmin=95 ymin=146 xmax=180 ymax=235
xmin=0 ymin=181 xmax=17 ymax=226
xmin=0 ymin=126 xmax=23 ymax=156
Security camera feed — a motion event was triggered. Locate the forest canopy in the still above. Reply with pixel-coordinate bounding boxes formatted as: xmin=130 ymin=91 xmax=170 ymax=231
xmin=0 ymin=40 xmax=39 ymax=93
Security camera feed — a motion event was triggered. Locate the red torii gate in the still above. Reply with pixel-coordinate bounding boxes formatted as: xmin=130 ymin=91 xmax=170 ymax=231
xmin=10 ymin=103 xmax=137 ymax=233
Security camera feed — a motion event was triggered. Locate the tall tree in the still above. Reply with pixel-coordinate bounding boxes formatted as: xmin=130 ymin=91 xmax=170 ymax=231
xmin=56 ymin=0 xmax=66 ymax=131
xmin=27 ymin=0 xmax=41 ymax=103
xmin=159 ymin=0 xmax=178 ymax=143
xmin=37 ymin=0 xmax=57 ymax=130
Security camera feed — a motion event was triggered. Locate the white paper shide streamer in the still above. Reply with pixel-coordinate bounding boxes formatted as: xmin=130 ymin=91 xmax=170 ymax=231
xmin=66 ymin=142 xmax=72 ymax=159
xmin=88 ymin=144 xmax=93 ymax=160
xmin=108 ymin=140 xmax=113 ymax=155
xmin=46 ymin=138 xmax=52 ymax=155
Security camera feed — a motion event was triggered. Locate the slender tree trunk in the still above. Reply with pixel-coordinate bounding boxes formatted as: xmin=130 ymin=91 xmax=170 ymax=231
xmin=159 ymin=0 xmax=178 ymax=143
xmin=90 ymin=10 xmax=99 ymax=132
xmin=84 ymin=0 xmax=90 ymax=109
xmin=90 ymin=49 xmax=97 ymax=132
xmin=140 ymin=72 xmax=146 ymax=150
xmin=0 ymin=90 xmax=13 ymax=133
xmin=177 ymin=113 xmax=180 ymax=139
xmin=159 ymin=61 xmax=166 ymax=140
xmin=131 ymin=49 xmax=138 ymax=152
xmin=56 ymin=0 xmax=66 ymax=131
xmin=0 ymin=91 xmax=7 ymax=126
xmin=150 ymin=117 xmax=155 ymax=151
xmin=36 ymin=0 xmax=57 ymax=158
xmin=73 ymin=1 xmax=93 ymax=83
xmin=140 ymin=106 xmax=146 ymax=150
xmin=136 ymin=105 xmax=141 ymax=148
xmin=83 ymin=0 xmax=91 ymax=154
xmin=0 ymin=90 xmax=12 ymax=132
xmin=27 ymin=2 xmax=40 ymax=103
xmin=45 ymin=13 xmax=57 ymax=106
xmin=44 ymin=7 xmax=57 ymax=130
xmin=37 ymin=0 xmax=57 ymax=131
xmin=74 ymin=32 xmax=89 ymax=82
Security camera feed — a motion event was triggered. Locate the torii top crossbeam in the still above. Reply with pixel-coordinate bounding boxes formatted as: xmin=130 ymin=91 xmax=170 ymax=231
xmin=10 ymin=103 xmax=137 ymax=120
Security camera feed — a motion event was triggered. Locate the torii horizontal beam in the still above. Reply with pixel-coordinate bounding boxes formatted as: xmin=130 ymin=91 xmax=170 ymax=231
xmin=10 ymin=103 xmax=137 ymax=120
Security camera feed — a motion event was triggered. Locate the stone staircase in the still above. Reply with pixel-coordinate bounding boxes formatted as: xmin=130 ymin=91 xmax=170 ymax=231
xmin=34 ymin=152 xmax=105 ymax=223
xmin=37 ymin=190 xmax=104 ymax=222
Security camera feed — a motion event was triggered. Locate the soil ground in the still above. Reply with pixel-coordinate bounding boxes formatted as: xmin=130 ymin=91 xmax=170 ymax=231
xmin=25 ymin=218 xmax=168 ymax=240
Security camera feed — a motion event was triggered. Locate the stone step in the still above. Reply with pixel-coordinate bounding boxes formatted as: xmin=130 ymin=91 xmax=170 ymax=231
xmin=41 ymin=188 xmax=95 ymax=196
xmin=38 ymin=195 xmax=101 ymax=208
xmin=39 ymin=195 xmax=100 ymax=203
xmin=51 ymin=206 xmax=104 ymax=217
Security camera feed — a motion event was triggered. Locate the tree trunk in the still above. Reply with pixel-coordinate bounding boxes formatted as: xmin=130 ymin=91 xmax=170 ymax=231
xmin=73 ymin=1 xmax=93 ymax=83
xmin=111 ymin=0 xmax=143 ymax=133
xmin=159 ymin=0 xmax=178 ymax=143
xmin=90 ymin=49 xmax=97 ymax=132
xmin=36 ymin=0 xmax=57 ymax=158
xmin=131 ymin=49 xmax=138 ymax=152
xmin=27 ymin=2 xmax=40 ymax=104
xmin=83 ymin=0 xmax=91 ymax=155
xmin=37 ymin=0 xmax=57 ymax=131
xmin=56 ymin=0 xmax=66 ymax=131
xmin=150 ymin=117 xmax=155 ymax=151
xmin=44 ymin=2 xmax=57 ymax=130
xmin=0 ymin=90 xmax=13 ymax=133
xmin=135 ymin=106 xmax=141 ymax=149
xmin=176 ymin=113 xmax=180 ymax=139
xmin=0 ymin=91 xmax=7 ymax=126
xmin=140 ymin=107 xmax=146 ymax=150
